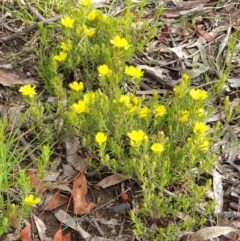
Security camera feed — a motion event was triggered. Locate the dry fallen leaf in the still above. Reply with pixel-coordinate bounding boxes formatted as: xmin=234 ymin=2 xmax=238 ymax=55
xmin=96 ymin=174 xmax=128 ymax=189
xmin=20 ymin=225 xmax=33 ymax=241
xmin=72 ymin=169 xmax=96 ymax=214
xmin=0 ymin=69 xmax=38 ymax=87
xmin=53 ymin=229 xmax=63 ymax=241
xmin=195 ymin=27 xmax=214 ymax=42
xmin=189 ymin=226 xmax=237 ymax=241
xmin=157 ymin=25 xmax=169 ymax=41
xmin=53 ymin=209 xmax=92 ymax=239
xmin=53 ymin=229 xmax=71 ymax=241
xmin=43 ymin=192 xmax=69 ymax=211
xmin=32 ymin=214 xmax=51 ymax=241
xmin=62 ymin=163 xmax=77 ymax=180
xmin=216 ymin=26 xmax=232 ymax=73
xmin=65 ymin=135 xmax=85 ymax=171
xmin=176 ymin=0 xmax=210 ymax=8
xmin=213 ymin=169 xmax=223 ymax=214
xmin=228 ymin=78 xmax=240 ymax=88
xmin=163 ymin=0 xmax=210 ymax=18
xmin=63 ymin=232 xmax=71 ymax=241
xmin=28 ymin=169 xmax=47 ymax=194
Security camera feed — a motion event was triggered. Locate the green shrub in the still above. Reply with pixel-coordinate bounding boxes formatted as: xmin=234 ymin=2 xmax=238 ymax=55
xmin=19 ymin=0 xmax=221 ymax=240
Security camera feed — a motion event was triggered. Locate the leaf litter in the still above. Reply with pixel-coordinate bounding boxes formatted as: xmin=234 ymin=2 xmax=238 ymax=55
xmin=20 ymin=225 xmax=33 ymax=241
xmin=72 ymin=165 xmax=96 ymax=215
xmin=0 ymin=69 xmax=38 ymax=87
xmin=96 ymin=174 xmax=128 ymax=189
xmin=32 ymin=214 xmax=51 ymax=241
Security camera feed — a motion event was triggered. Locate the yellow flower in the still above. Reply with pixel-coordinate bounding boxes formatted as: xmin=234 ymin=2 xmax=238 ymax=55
xmin=154 ymin=105 xmax=166 ymax=117
xmin=24 ymin=194 xmax=41 ymax=206
xmin=81 ymin=0 xmax=91 ymax=6
xmin=131 ymin=95 xmax=139 ymax=105
xmin=128 ymin=105 xmax=138 ymax=114
xmin=19 ymin=85 xmax=36 ymax=97
xmin=119 ymin=95 xmax=130 ymax=105
xmin=78 ymin=24 xmax=95 ymax=37
xmin=173 ymin=86 xmax=181 ymax=95
xmin=125 ymin=66 xmax=143 ymax=79
xmin=198 ymin=138 xmax=210 ymax=151
xmin=151 ymin=143 xmax=164 ymax=153
xmin=189 ymin=89 xmax=208 ymax=100
xmin=98 ymin=64 xmax=112 ymax=77
xmin=71 ymin=100 xmax=89 ymax=114
xmin=178 ymin=110 xmax=189 ymax=122
xmin=182 ymin=73 xmax=189 ymax=82
xmin=110 ymin=35 xmax=130 ymax=50
xmin=138 ymin=106 xmax=149 ymax=118
xmin=69 ymin=81 xmax=84 ymax=91
xmin=60 ymin=41 xmax=72 ymax=51
xmin=83 ymin=92 xmax=96 ymax=104
xmin=53 ymin=51 xmax=67 ymax=62
xmin=87 ymin=10 xmax=97 ymax=21
xmin=193 ymin=122 xmax=209 ymax=136
xmin=95 ymin=132 xmax=107 ymax=145
xmin=195 ymin=108 xmax=205 ymax=117
xmin=127 ymin=130 xmax=147 ymax=147
xmin=86 ymin=28 xmax=96 ymax=37
xmin=100 ymin=14 xmax=108 ymax=22
xmin=61 ymin=16 xmax=75 ymax=28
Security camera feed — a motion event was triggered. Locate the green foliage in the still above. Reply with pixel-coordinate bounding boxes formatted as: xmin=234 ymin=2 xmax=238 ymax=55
xmin=34 ymin=1 xmax=218 ymax=239
xmin=0 ymin=112 xmax=51 ymax=235
xmin=2 ymin=0 xmax=236 ymax=240
xmin=38 ymin=1 xmax=160 ymax=94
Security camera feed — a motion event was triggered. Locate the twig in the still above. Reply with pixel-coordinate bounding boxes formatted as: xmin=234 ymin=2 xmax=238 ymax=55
xmin=162 ymin=188 xmax=177 ymax=198
xmin=77 ymin=186 xmax=133 ymax=221
xmin=215 ymin=211 xmax=240 ymax=219
xmin=92 ymin=218 xmax=105 ymax=237
xmin=136 ymin=89 xmax=169 ymax=95
xmin=0 ymin=16 xmax=60 ymax=44
xmin=26 ymin=3 xmax=47 ymax=21
xmin=118 ymin=217 xmax=125 ymax=236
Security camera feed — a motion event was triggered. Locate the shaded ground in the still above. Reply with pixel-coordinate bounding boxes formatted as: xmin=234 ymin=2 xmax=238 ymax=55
xmin=0 ymin=0 xmax=240 ymax=240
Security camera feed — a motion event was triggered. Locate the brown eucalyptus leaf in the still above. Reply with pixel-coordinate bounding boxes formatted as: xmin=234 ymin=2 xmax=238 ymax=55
xmin=27 ymin=169 xmax=47 ymax=194
xmin=176 ymin=0 xmax=210 ymax=8
xmin=52 ymin=229 xmax=63 ymax=241
xmin=228 ymin=78 xmax=240 ymax=88
xmin=72 ymin=170 xmax=96 ymax=215
xmin=63 ymin=232 xmax=71 ymax=241
xmin=96 ymin=174 xmax=128 ymax=189
xmin=32 ymin=215 xmax=51 ymax=241
xmin=65 ymin=135 xmax=85 ymax=171
xmin=20 ymin=225 xmax=33 ymax=241
xmin=0 ymin=69 xmax=38 ymax=87
xmin=43 ymin=192 xmax=69 ymax=211
xmin=189 ymin=226 xmax=237 ymax=241
xmin=195 ymin=27 xmax=214 ymax=42
xmin=53 ymin=209 xmax=92 ymax=239
xmin=213 ymin=169 xmax=223 ymax=213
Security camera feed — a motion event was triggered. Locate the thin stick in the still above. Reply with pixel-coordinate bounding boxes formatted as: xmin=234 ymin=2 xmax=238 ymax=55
xmin=92 ymin=218 xmax=105 ymax=237
xmin=26 ymin=3 xmax=47 ymax=21
xmin=0 ymin=16 xmax=60 ymax=44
